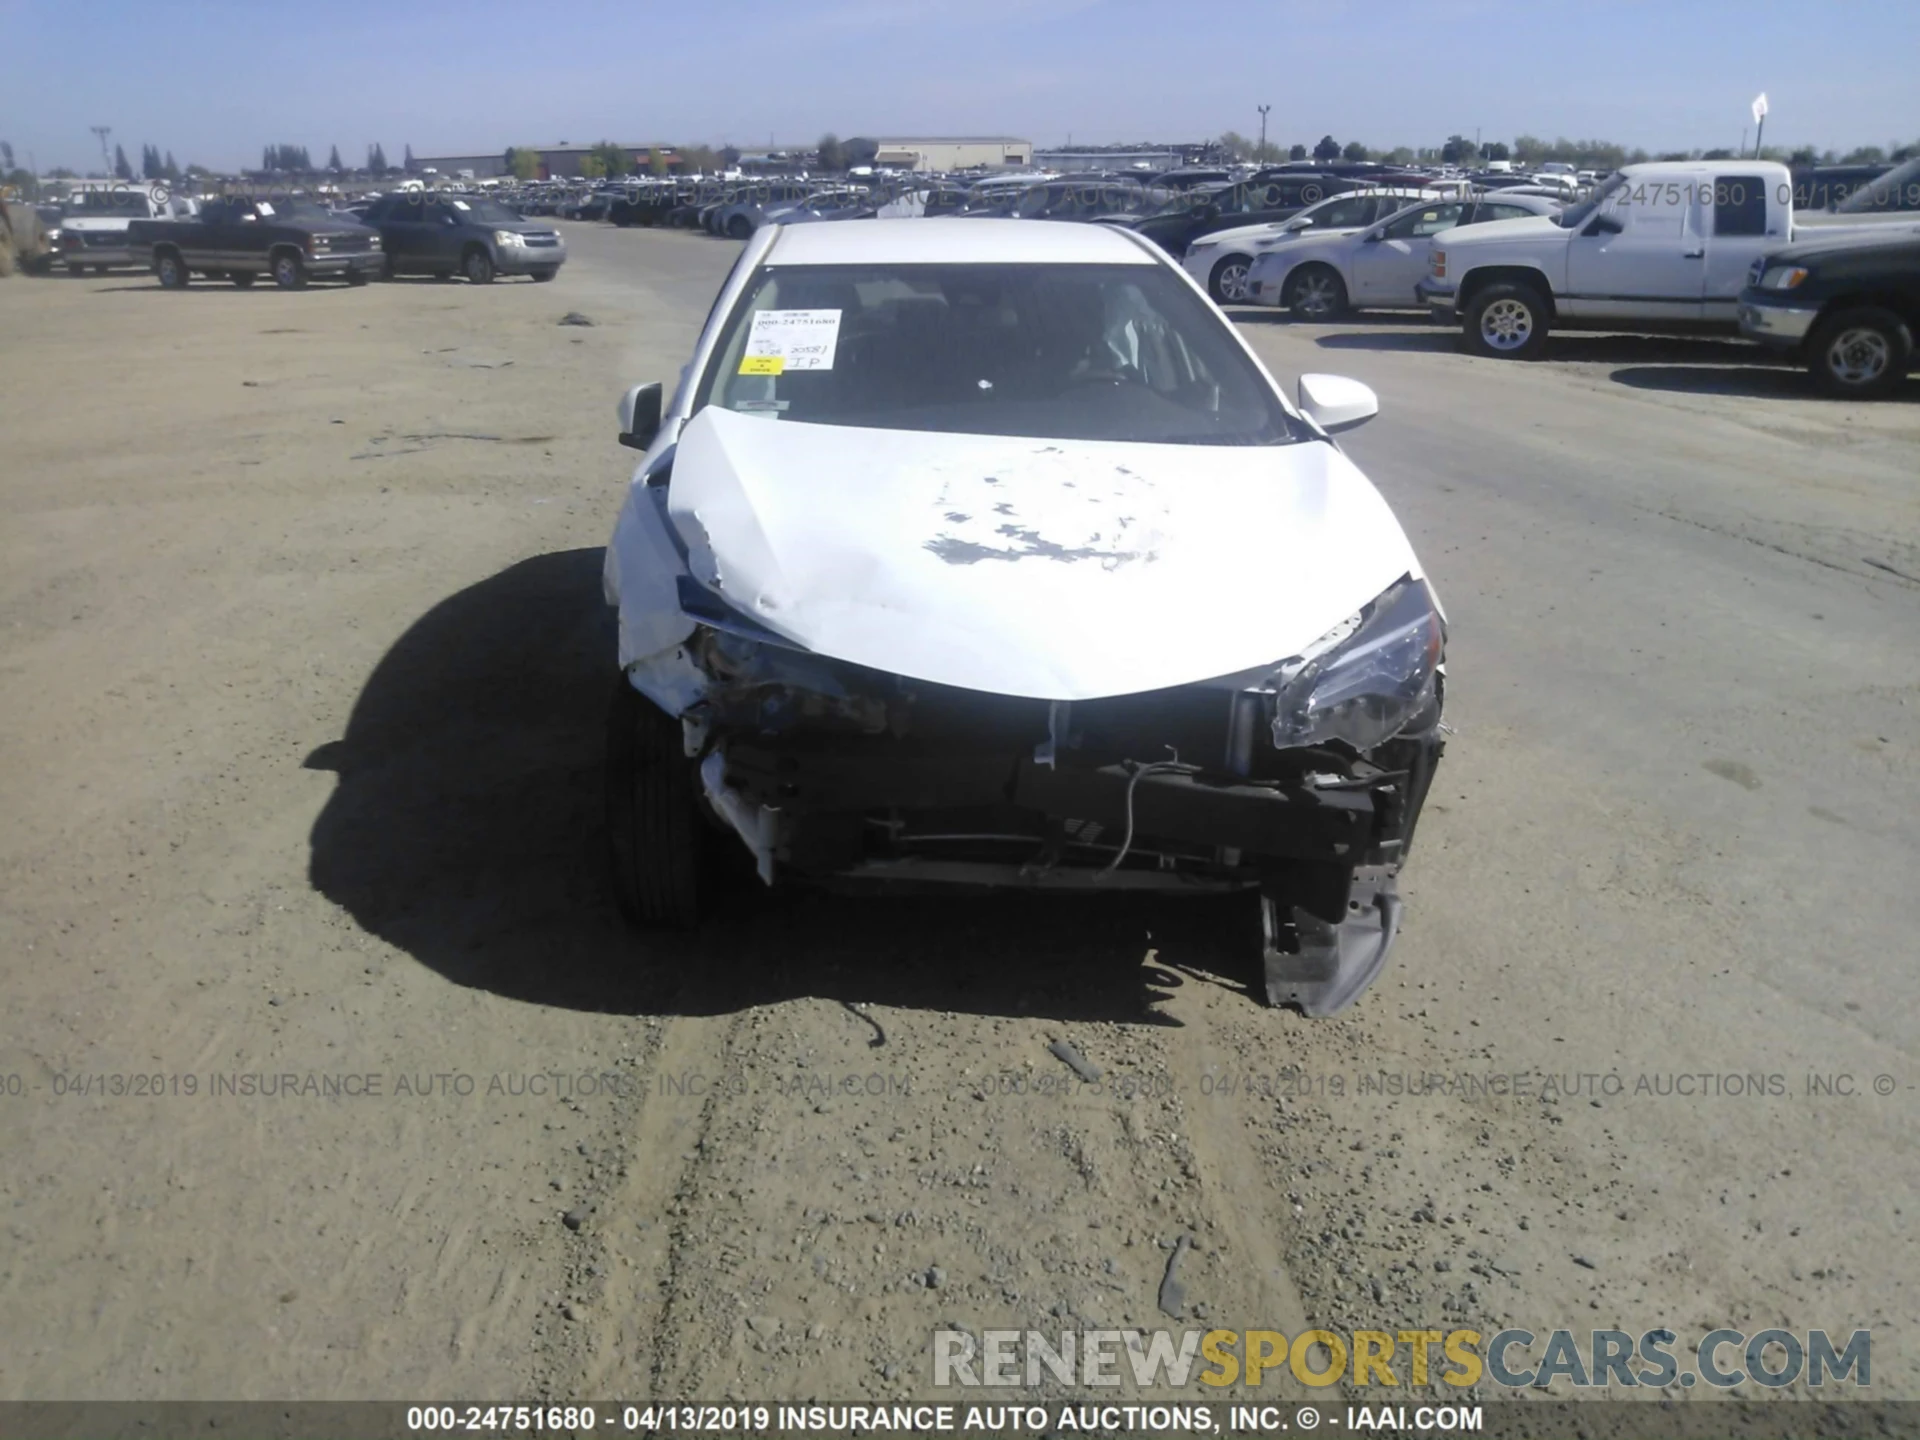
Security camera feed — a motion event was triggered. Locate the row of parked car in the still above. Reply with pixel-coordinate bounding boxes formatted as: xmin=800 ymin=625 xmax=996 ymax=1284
xmin=115 ymin=191 xmax=569 ymax=288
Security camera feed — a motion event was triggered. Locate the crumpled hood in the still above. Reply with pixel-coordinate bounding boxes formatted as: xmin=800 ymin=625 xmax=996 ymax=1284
xmin=657 ymin=407 xmax=1423 ymax=701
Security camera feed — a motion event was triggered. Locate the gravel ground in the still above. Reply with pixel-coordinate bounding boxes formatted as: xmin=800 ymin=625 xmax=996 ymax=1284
xmin=1 ymin=223 xmax=1915 ymax=1410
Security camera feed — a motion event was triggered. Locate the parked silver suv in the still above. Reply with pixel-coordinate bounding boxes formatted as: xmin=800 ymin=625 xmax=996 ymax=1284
xmin=363 ymin=192 xmax=565 ymax=283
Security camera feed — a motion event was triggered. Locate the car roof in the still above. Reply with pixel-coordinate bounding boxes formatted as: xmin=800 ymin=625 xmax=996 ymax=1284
xmin=763 ymin=217 xmax=1159 ymax=266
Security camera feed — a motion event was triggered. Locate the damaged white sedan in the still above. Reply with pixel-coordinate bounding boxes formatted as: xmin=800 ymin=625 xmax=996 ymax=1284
xmin=602 ymin=218 xmax=1447 ymax=1015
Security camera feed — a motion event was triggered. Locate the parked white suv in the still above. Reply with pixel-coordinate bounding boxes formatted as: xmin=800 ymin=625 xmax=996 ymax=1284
xmin=57 ymin=184 xmax=198 ymax=274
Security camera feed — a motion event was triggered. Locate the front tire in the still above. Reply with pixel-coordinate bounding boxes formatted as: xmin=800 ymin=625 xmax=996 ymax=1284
xmin=463 ymin=248 xmax=495 ymax=284
xmin=154 ymin=250 xmax=190 ymax=289
xmin=605 ymin=677 xmax=710 ymax=929
xmin=1285 ymin=264 xmax=1348 ymax=320
xmin=1462 ymin=282 xmax=1551 ymax=358
xmin=271 ymin=252 xmax=307 ymax=289
xmin=1208 ymin=253 xmax=1253 ymax=304
xmin=1807 ymin=306 xmax=1910 ymax=399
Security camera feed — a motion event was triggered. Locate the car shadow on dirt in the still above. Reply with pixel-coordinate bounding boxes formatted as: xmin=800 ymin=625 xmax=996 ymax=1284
xmin=305 ymin=547 xmax=1255 ymax=1026
xmin=1610 ymin=364 xmax=1919 ymax=402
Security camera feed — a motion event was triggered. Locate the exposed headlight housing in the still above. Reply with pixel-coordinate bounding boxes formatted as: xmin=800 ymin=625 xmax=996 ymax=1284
xmin=494 ymin=229 xmax=524 ymax=246
xmin=1267 ymin=577 xmax=1445 ymax=752
xmin=1758 ymin=264 xmax=1808 ymax=290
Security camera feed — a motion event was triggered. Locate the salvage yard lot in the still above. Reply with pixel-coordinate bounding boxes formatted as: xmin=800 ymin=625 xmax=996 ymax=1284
xmin=1 ymin=223 xmax=1916 ymax=1403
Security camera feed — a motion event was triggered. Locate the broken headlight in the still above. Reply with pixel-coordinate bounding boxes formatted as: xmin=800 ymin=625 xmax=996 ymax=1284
xmin=1269 ymin=576 xmax=1444 ymax=753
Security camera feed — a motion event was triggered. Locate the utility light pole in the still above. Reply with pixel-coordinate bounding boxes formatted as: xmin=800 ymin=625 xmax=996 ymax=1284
xmin=1257 ymin=104 xmax=1271 ymax=160
xmin=91 ymin=125 xmax=112 ymax=176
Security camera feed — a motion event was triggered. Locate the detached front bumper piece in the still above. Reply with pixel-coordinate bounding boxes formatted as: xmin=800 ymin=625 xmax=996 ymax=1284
xmin=1262 ymin=863 xmax=1402 ymax=1017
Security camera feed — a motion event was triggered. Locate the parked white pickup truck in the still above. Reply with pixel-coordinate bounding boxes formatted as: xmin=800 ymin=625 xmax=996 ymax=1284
xmin=1416 ymin=160 xmax=1920 ymax=357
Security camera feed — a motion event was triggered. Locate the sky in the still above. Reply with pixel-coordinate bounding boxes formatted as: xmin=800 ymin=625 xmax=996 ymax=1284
xmin=4 ymin=0 xmax=1916 ymax=174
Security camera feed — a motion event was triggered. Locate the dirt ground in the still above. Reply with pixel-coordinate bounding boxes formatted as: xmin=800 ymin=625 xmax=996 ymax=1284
xmin=1 ymin=225 xmax=1916 ymax=1413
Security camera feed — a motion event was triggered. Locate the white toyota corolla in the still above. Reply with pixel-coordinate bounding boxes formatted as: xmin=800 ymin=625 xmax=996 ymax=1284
xmin=602 ymin=218 xmax=1448 ymax=1015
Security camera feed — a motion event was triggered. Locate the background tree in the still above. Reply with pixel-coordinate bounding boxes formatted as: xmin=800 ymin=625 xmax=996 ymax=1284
xmin=404 ymin=143 xmax=416 ymax=174
xmin=845 ymin=137 xmax=879 ymax=169
xmin=368 ymin=143 xmax=388 ymax=174
xmin=1 ymin=141 xmax=13 ymax=171
xmin=720 ymin=144 xmax=742 ymax=167
xmin=1481 ymin=140 xmax=1510 ymax=161
xmin=1288 ymin=142 xmax=1307 ymax=161
xmin=815 ymin=133 xmax=846 ymax=171
xmin=1384 ymin=146 xmax=1415 ymax=165
xmin=1701 ymin=148 xmax=1735 ymax=161
xmin=579 ymin=153 xmax=606 ymax=180
xmin=587 ymin=141 xmax=629 ymax=177
xmin=1217 ymin=129 xmax=1250 ymax=160
xmin=1311 ymin=134 xmax=1340 ymax=162
xmin=114 ymin=143 xmax=133 ymax=179
xmin=1341 ymin=140 xmax=1368 ymax=162
xmin=327 ymin=145 xmax=342 ymax=172
xmin=164 ymin=150 xmax=179 ymax=181
xmin=679 ymin=144 xmax=721 ymax=174
xmin=1440 ymin=133 xmax=1478 ymax=165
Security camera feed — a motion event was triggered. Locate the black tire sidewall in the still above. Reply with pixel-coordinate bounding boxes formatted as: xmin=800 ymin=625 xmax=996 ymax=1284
xmin=605 ymin=677 xmax=708 ymax=928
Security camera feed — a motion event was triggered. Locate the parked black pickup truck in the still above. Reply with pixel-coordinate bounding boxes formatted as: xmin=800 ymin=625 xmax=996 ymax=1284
xmin=1739 ymin=234 xmax=1920 ymax=398
xmin=127 ymin=196 xmax=384 ymax=289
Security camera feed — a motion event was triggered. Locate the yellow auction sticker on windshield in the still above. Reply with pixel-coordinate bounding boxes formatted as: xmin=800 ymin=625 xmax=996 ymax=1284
xmin=739 ymin=355 xmax=785 ymax=375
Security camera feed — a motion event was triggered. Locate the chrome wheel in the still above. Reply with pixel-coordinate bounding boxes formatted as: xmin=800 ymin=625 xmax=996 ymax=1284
xmin=1824 ymin=327 xmax=1891 ymax=388
xmin=1479 ymin=297 xmax=1534 ymax=351
xmin=1214 ymin=259 xmax=1250 ymax=303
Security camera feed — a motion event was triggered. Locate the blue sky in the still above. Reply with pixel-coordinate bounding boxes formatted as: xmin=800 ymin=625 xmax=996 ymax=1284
xmin=4 ymin=0 xmax=1915 ymax=172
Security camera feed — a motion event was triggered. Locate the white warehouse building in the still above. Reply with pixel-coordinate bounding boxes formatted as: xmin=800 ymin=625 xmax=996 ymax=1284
xmin=870 ymin=137 xmax=1032 ymax=171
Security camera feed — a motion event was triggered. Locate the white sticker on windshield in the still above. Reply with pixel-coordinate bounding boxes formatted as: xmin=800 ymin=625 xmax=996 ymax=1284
xmin=255 ymin=202 xmax=275 ymax=217
xmin=743 ymin=308 xmax=841 ymax=372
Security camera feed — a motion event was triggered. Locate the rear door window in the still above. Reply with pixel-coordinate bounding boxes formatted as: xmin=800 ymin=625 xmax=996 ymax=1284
xmin=1713 ymin=176 xmax=1768 ymax=236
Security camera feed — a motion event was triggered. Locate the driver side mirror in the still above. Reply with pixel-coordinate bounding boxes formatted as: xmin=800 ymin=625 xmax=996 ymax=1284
xmin=1282 ymin=216 xmax=1313 ymax=232
xmin=618 ymin=382 xmax=664 ymax=451
xmin=1584 ymin=213 xmax=1624 ymax=236
xmin=1297 ymin=374 xmax=1378 ymax=435
xmin=1361 ymin=229 xmax=1384 ymax=243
